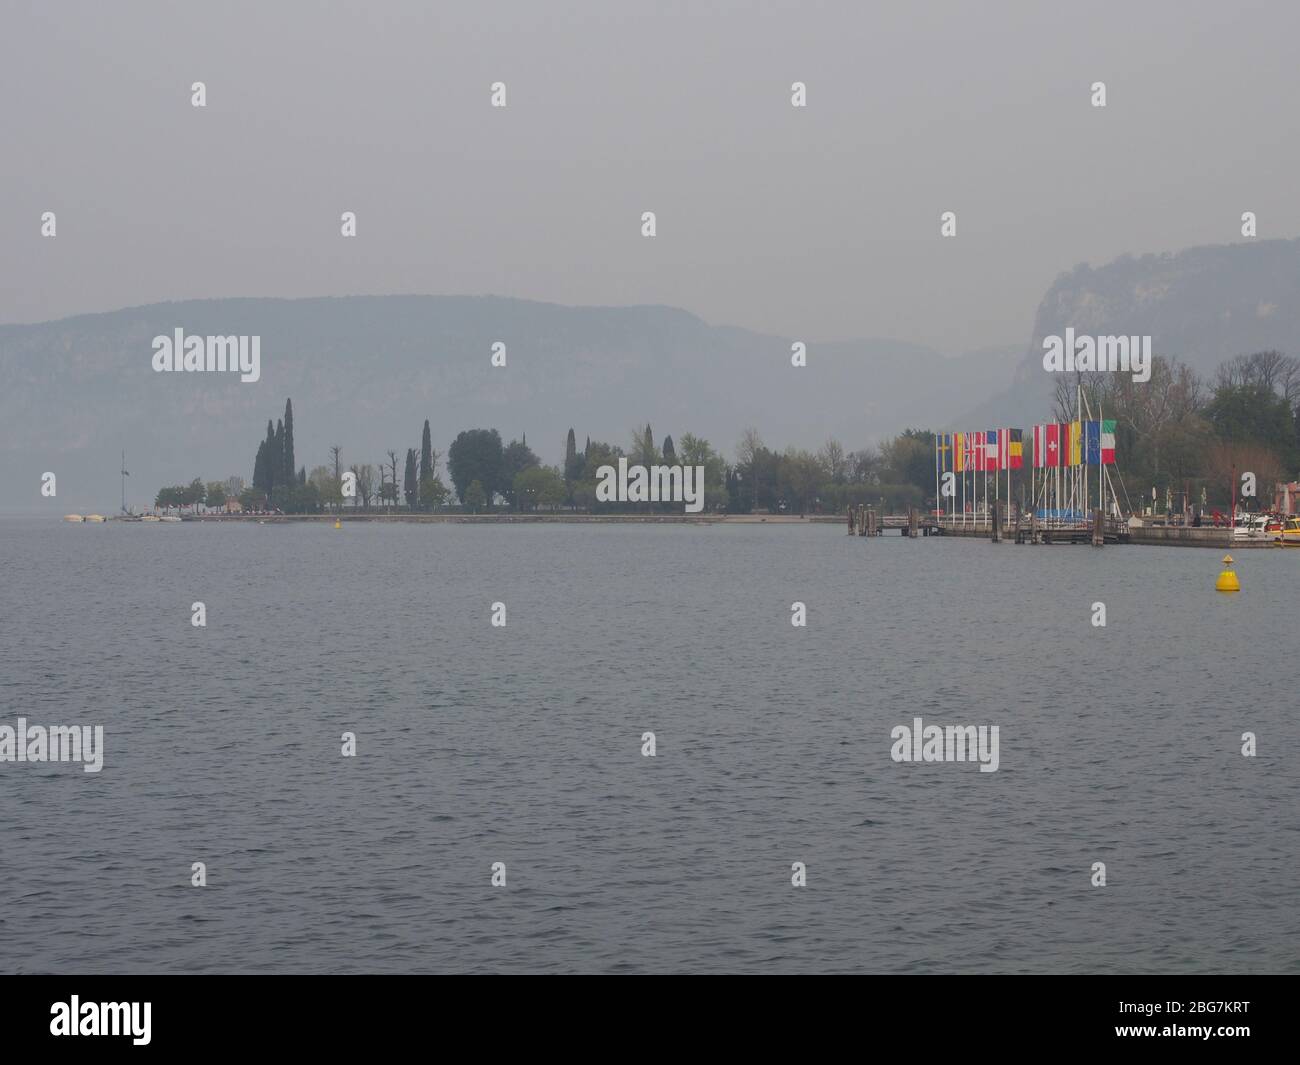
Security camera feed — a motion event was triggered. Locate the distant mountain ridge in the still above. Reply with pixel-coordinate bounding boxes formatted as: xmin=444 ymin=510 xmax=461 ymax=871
xmin=9 ymin=237 xmax=1293 ymax=513
xmin=961 ymin=238 xmax=1300 ymax=427
xmin=0 ymin=295 xmax=1018 ymax=512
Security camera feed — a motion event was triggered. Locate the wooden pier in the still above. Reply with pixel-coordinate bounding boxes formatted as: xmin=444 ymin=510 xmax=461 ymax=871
xmin=847 ymin=506 xmax=939 ymax=536
xmin=849 ymin=506 xmax=1131 ymax=545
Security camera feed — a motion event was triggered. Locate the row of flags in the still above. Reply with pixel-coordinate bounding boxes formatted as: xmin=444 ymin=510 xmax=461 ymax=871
xmin=934 ymin=429 xmax=1023 ymax=473
xmin=935 ymin=422 xmax=1118 ymax=472
xmin=1031 ymin=420 xmax=1116 ymax=467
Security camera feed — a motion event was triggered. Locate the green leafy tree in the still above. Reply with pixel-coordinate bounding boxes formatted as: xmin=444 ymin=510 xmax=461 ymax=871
xmin=463 ymin=479 xmax=487 ymax=513
xmin=573 ymin=440 xmax=623 ymax=511
xmin=448 ymin=429 xmax=505 ymax=506
xmin=501 ymin=436 xmax=540 ymax=508
xmin=1205 ymin=382 xmax=1297 ymax=472
xmin=419 ymin=472 xmax=448 ymax=510
xmin=513 ymin=465 xmax=565 ymax=511
xmin=308 ymin=466 xmax=342 ymax=511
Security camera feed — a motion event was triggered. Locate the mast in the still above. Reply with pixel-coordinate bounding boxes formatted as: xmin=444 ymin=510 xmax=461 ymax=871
xmin=1076 ymin=382 xmax=1082 ymax=527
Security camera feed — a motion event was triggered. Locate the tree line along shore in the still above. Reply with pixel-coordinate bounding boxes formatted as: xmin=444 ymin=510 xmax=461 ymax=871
xmin=150 ymin=350 xmax=1300 ymax=518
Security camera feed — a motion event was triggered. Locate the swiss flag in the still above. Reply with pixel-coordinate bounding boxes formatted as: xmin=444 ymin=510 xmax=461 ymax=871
xmin=1045 ymin=423 xmax=1061 ymax=467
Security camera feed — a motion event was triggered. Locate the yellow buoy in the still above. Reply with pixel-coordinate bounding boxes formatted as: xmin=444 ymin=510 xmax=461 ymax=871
xmin=334 ymin=518 xmax=342 ymax=529
xmin=1216 ymin=553 xmax=1240 ymax=592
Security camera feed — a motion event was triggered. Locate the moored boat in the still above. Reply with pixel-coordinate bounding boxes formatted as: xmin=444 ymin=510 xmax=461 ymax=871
xmin=84 ymin=514 xmax=106 ymax=523
xmin=1274 ymin=516 xmax=1300 ymax=546
xmin=1233 ymin=514 xmax=1272 ymax=542
xmin=62 ymin=514 xmax=84 ymax=522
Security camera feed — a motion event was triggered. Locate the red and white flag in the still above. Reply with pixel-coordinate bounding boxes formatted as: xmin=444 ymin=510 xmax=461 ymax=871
xmin=1045 ymin=423 xmax=1062 ymax=467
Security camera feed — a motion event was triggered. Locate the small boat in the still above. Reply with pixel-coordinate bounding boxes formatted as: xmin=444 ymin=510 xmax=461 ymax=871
xmin=62 ymin=514 xmax=84 ymax=522
xmin=140 ymin=514 xmax=161 ymax=523
xmin=84 ymin=514 xmax=106 ymax=523
xmin=1274 ymin=516 xmax=1300 ymax=546
xmin=1233 ymin=514 xmax=1272 ymax=542
xmin=159 ymin=515 xmax=182 ymax=523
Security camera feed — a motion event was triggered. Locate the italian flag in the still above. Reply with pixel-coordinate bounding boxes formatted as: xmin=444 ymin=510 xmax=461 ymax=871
xmin=1100 ymin=419 xmax=1116 ymax=465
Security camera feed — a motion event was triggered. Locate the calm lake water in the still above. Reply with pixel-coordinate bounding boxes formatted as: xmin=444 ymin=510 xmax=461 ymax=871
xmin=1 ymin=517 xmax=1296 ymax=974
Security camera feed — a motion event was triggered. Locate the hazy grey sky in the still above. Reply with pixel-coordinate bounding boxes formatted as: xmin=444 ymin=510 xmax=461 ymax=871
xmin=4 ymin=0 xmax=1299 ymax=351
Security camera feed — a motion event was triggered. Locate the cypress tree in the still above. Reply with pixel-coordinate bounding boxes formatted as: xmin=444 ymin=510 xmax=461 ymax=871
xmin=283 ymin=399 xmax=295 ymax=485
xmin=662 ymin=435 xmax=676 ymax=463
xmin=264 ymin=420 xmax=277 ymax=495
xmin=564 ymin=428 xmax=579 ymax=484
xmin=420 ymin=419 xmax=433 ymax=484
xmin=253 ymin=440 xmax=267 ymax=494
xmin=404 ymin=448 xmax=418 ymax=509
xmin=274 ymin=419 xmax=286 ymax=495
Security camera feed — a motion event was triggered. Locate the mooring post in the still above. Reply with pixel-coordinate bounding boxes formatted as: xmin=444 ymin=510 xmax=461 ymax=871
xmin=991 ymin=503 xmax=1001 ymax=543
xmin=847 ymin=506 xmax=855 ymax=535
xmin=908 ymin=506 xmax=918 ymax=538
xmin=1030 ymin=512 xmax=1038 ymax=545
xmin=858 ymin=503 xmax=867 ymax=537
xmin=1092 ymin=507 xmax=1104 ymax=546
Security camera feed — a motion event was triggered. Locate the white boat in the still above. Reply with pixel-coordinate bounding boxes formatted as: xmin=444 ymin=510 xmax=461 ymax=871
xmin=62 ymin=514 xmax=84 ymax=522
xmin=1233 ymin=514 xmax=1271 ymax=542
xmin=84 ymin=514 xmax=106 ymax=523
xmin=159 ymin=515 xmax=182 ymax=523
xmin=140 ymin=515 xmax=161 ymax=522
